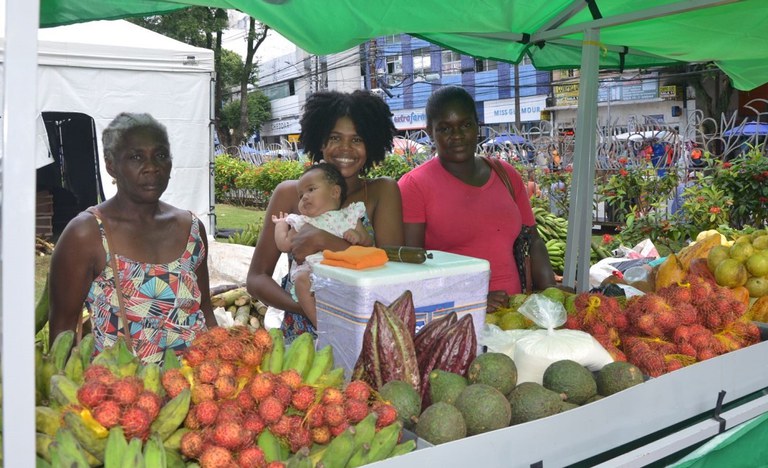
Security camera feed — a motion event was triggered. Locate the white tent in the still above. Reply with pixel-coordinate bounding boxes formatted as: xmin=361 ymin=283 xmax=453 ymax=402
xmin=0 ymin=18 xmax=216 ymax=231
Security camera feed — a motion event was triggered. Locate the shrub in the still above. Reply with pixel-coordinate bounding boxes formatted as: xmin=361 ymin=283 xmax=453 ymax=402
xmin=711 ymin=146 xmax=768 ymax=229
xmin=366 ymin=154 xmax=414 ymax=181
xmin=214 ymin=154 xmax=253 ymax=201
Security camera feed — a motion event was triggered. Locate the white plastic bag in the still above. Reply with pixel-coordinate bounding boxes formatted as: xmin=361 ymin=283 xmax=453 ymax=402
xmin=513 ymin=294 xmax=614 ymax=384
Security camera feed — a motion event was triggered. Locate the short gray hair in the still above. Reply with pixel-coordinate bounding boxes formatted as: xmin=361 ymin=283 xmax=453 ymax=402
xmin=102 ymin=112 xmax=169 ymax=163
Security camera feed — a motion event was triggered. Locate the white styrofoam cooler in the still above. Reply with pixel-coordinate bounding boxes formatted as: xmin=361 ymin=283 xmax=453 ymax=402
xmin=312 ymin=250 xmax=490 ymax=376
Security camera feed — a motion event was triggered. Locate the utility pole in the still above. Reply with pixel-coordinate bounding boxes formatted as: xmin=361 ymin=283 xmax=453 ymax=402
xmin=368 ymin=40 xmax=378 ymax=90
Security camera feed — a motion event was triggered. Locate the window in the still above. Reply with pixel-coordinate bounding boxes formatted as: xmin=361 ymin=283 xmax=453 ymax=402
xmin=261 ymin=81 xmax=294 ymax=100
xmin=384 ymin=35 xmax=401 ymax=45
xmin=475 ymin=58 xmax=498 ymax=72
xmin=386 ymin=55 xmax=403 ymax=86
xmin=413 ymin=47 xmax=432 ymax=75
xmin=442 ymin=50 xmax=462 ymax=75
xmin=521 ymin=55 xmax=532 ymax=66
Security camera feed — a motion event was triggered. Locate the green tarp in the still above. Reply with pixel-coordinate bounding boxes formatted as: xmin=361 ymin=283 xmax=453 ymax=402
xmin=39 ymin=0 xmax=768 ymax=91
xmin=669 ymin=412 xmax=768 ymax=468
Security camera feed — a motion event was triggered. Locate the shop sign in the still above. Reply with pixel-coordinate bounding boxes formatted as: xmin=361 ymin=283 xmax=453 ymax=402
xmin=554 ymin=83 xmax=579 ymax=107
xmin=287 ymin=134 xmax=300 ymax=143
xmin=660 ymin=85 xmax=680 ymax=100
xmin=261 ymin=117 xmax=300 ymax=136
xmin=482 ymin=95 xmax=547 ymax=124
xmin=391 ymin=108 xmax=427 ymax=130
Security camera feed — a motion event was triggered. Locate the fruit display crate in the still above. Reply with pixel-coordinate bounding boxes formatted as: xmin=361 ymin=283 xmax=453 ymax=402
xmin=370 ymin=340 xmax=768 ymax=467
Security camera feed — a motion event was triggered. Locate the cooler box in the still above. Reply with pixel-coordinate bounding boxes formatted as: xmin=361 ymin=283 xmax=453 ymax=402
xmin=312 ymin=250 xmax=490 ymax=376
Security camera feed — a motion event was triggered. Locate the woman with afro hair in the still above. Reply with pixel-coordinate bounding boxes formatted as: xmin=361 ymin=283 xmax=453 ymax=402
xmin=247 ymin=90 xmax=403 ymax=340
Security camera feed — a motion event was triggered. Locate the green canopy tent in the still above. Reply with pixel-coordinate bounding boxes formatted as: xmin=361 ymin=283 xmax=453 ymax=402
xmin=4 ymin=0 xmax=768 ymax=465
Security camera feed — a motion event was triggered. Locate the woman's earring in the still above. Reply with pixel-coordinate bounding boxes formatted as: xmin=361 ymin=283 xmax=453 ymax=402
xmin=111 ymin=178 xmax=116 ymax=185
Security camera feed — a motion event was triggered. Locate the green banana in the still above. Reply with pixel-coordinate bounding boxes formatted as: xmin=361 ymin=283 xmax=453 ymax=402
xmin=283 ymin=331 xmax=315 ymax=376
xmin=267 ymin=328 xmax=285 ymax=373
xmin=345 ymin=443 xmax=371 ymax=468
xmin=388 ymin=439 xmax=416 ymax=458
xmin=36 ymin=432 xmax=55 ymax=463
xmin=258 ymin=428 xmax=287 ymax=463
xmin=162 ymin=347 xmax=181 ymax=371
xmin=149 ymin=388 xmax=191 ymax=442
xmin=50 ymin=374 xmax=80 ymax=408
xmin=64 ymin=346 xmax=85 ymax=384
xmin=37 ymin=357 xmax=57 ymax=403
xmin=91 ymin=348 xmax=120 ymax=377
xmin=286 ymin=447 xmax=313 ymax=468
xmin=304 ymin=345 xmax=334 ymax=384
xmin=113 ymin=337 xmax=139 ymax=377
xmin=36 ymin=406 xmax=62 ymax=436
xmin=121 ymin=437 xmax=145 ymax=468
xmin=164 ymin=447 xmax=185 ymax=468
xmin=104 ymin=426 xmax=128 ymax=468
xmin=50 ymin=330 xmax=76 ymax=372
xmin=318 ymin=426 xmax=356 ymax=468
xmin=138 ymin=362 xmax=164 ymax=397
xmin=143 ymin=433 xmax=167 ymax=468
xmin=63 ymin=410 xmax=107 ymax=462
xmin=162 ymin=427 xmax=189 ymax=451
xmin=352 ymin=412 xmax=377 ymax=449
xmin=55 ymin=427 xmax=92 ymax=467
xmin=315 ymin=367 xmax=345 ymax=388
xmin=366 ymin=421 xmax=402 ymax=464
xmin=36 ymin=455 xmax=52 ymax=468
xmin=35 ymin=276 xmax=50 ymax=334
xmin=79 ymin=333 xmax=96 ymax=370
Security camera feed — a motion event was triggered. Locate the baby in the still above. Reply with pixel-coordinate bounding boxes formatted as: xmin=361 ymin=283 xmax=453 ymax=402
xmin=273 ymin=163 xmax=372 ymax=326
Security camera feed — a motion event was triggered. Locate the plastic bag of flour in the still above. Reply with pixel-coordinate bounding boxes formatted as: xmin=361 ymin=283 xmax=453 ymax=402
xmin=513 ymin=294 xmax=613 ymax=384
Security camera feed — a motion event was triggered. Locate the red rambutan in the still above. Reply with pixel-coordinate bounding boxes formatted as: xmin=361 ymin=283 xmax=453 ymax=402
xmin=344 ymin=399 xmax=369 ymax=424
xmin=236 ymin=389 xmax=255 ymax=411
xmin=212 ymin=421 xmax=247 ymax=450
xmin=192 ymin=383 xmax=216 ymax=404
xmin=306 ymin=405 xmax=324 ymax=428
xmin=195 ymin=400 xmax=220 ymax=427
xmin=270 ymin=415 xmax=292 ymax=437
xmin=218 ymin=362 xmax=237 ymax=379
xmin=82 ymin=365 xmax=115 ymax=385
xmin=273 ymin=383 xmax=293 ymax=407
xmin=248 ymin=373 xmax=275 ymax=401
xmin=135 ymin=391 xmax=162 ymax=420
xmin=278 ymin=370 xmax=302 ymax=390
xmin=217 ymin=400 xmax=245 ymax=425
xmin=252 ymin=328 xmax=273 ymax=351
xmin=310 ymin=425 xmax=331 ymax=445
xmin=111 ymin=378 xmax=141 ymax=406
xmin=257 ymin=396 xmax=284 ymax=425
xmin=323 ymin=403 xmax=346 ymax=427
xmin=219 ymin=339 xmax=245 ymax=362
xmin=287 ymin=426 xmax=312 ymax=453
xmin=195 ymin=361 xmax=219 ymax=385
xmin=184 ymin=408 xmax=202 ymax=430
xmin=243 ymin=413 xmax=266 ymax=434
xmin=199 ymin=445 xmax=234 ymax=468
xmin=179 ymin=430 xmax=205 ymax=459
xmin=184 ymin=347 xmax=207 ymax=367
xmin=120 ymin=406 xmax=151 ymax=440
xmin=329 ymin=421 xmax=350 ymax=437
xmin=76 ymin=381 xmax=110 ymax=409
xmin=241 ymin=345 xmax=264 ymax=368
xmin=205 ymin=327 xmax=231 ymax=345
xmin=214 ymin=375 xmax=238 ymax=400
xmin=291 ymin=386 xmax=316 ymax=412
xmin=238 ymin=446 xmax=266 ymax=468
xmin=321 ymin=388 xmax=344 ymax=406
xmin=91 ymin=400 xmax=121 ymax=428
xmin=373 ymin=402 xmax=398 ymax=429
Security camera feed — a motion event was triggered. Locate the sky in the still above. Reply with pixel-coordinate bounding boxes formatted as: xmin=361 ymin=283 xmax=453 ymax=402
xmin=221 ymin=11 xmax=297 ymax=62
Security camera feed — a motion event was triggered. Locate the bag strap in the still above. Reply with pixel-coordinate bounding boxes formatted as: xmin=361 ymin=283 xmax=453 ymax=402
xmin=86 ymin=207 xmax=135 ymax=352
xmin=481 ymin=156 xmax=515 ymax=201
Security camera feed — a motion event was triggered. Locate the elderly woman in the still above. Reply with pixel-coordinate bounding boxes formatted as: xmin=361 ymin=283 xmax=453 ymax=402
xmin=49 ymin=112 xmax=216 ymax=364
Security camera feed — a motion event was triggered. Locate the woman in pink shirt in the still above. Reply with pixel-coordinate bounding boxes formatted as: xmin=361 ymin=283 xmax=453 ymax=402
xmin=399 ymin=86 xmax=555 ymax=311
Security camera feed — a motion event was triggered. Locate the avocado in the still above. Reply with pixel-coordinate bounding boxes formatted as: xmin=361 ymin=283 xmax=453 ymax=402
xmin=540 ymin=287 xmax=566 ymax=305
xmin=507 ymin=382 xmax=564 ymax=425
xmin=596 ymin=361 xmax=644 ymax=396
xmin=584 ymin=394 xmax=605 ymax=404
xmin=454 ymin=384 xmax=511 ymax=436
xmin=542 ymin=359 xmax=597 ymax=405
xmin=429 ymin=369 xmax=468 ymax=406
xmin=379 ymin=380 xmax=422 ymax=430
xmin=415 ymin=402 xmax=467 ymax=445
xmin=558 ymin=401 xmax=580 ymax=412
xmin=467 ymin=352 xmax=517 ymax=397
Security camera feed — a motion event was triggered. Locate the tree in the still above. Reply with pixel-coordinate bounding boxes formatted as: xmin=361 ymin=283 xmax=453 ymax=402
xmin=220 ymin=92 xmax=271 ymax=146
xmin=130 ymin=9 xmax=271 ymax=146
xmin=668 ymin=63 xmax=736 ymax=132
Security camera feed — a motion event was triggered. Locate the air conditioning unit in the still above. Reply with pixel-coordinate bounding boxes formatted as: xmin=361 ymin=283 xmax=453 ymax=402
xmin=370 ymin=88 xmax=391 ymax=99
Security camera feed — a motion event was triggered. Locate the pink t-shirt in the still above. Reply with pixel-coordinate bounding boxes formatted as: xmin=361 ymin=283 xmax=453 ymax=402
xmin=399 ymin=157 xmax=535 ymax=294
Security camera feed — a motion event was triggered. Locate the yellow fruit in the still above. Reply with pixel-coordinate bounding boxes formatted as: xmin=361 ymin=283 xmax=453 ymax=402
xmin=745 ymin=252 xmax=768 ymax=277
xmin=707 ymin=245 xmax=732 ymax=273
xmin=729 ymin=242 xmax=755 ymax=263
xmin=752 ymin=235 xmax=768 ymax=251
xmin=745 ymin=276 xmax=768 ymax=298
xmin=714 ymin=258 xmax=749 ymax=288
xmin=485 ymin=313 xmax=499 ymax=326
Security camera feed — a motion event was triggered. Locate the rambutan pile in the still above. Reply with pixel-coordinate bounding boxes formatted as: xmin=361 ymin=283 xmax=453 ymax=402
xmin=76 ymin=367 xmax=159 ymax=441
xmin=174 ymin=326 xmax=400 ymax=466
xmin=564 ymin=292 xmax=628 ymax=350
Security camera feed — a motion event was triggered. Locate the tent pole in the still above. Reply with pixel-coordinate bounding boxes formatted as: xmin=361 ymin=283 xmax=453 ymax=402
xmin=563 ymin=28 xmax=600 ymax=292
xmin=1 ymin=0 xmax=40 ymax=465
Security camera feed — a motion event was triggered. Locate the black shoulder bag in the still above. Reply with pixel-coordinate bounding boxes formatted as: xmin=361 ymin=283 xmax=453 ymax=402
xmin=481 ymin=157 xmax=556 ymax=293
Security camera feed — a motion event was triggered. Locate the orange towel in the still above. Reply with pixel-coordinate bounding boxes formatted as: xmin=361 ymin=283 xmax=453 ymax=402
xmin=321 ymin=246 xmax=389 ymax=270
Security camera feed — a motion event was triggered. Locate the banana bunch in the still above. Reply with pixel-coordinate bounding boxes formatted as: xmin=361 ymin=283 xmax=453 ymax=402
xmin=310 ymin=415 xmax=414 ymax=468
xmin=545 ymin=239 xmax=567 ymax=274
xmin=534 ymin=206 xmax=613 ymax=268
xmin=262 ymin=330 xmax=343 ymax=387
xmin=101 ymin=427 xmax=181 ymax=468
